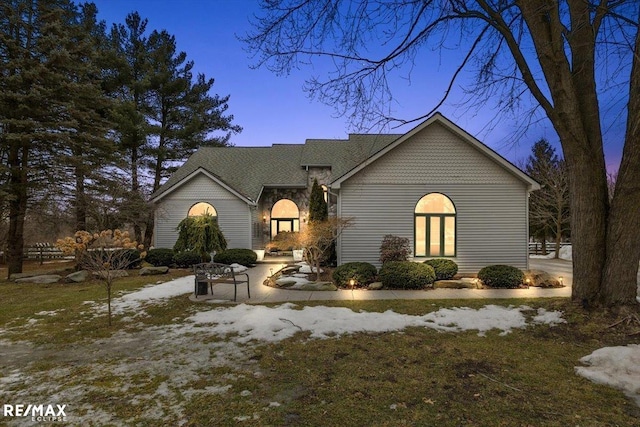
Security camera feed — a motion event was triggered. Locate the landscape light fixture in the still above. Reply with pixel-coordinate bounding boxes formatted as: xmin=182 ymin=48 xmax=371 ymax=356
xmin=558 ymin=276 xmax=564 ymax=286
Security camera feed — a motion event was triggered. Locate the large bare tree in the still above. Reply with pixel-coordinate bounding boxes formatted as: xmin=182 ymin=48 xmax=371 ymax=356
xmin=245 ymin=0 xmax=640 ymax=308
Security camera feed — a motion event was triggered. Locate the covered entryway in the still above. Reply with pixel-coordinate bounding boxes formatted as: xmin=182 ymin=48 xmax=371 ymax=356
xmin=270 ymin=199 xmax=300 ymax=239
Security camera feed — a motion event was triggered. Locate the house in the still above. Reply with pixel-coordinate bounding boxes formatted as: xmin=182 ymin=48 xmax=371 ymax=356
xmin=151 ymin=113 xmax=540 ymax=273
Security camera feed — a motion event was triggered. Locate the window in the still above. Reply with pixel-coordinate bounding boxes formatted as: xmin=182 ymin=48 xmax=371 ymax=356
xmin=188 ymin=202 xmax=217 ymax=217
xmin=270 ymin=199 xmax=300 ymax=239
xmin=321 ymin=185 xmax=328 ymax=202
xmin=414 ymin=193 xmax=456 ymax=257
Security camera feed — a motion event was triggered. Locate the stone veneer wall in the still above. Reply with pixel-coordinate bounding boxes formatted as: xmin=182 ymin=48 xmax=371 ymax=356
xmin=253 ymin=167 xmax=334 ymax=249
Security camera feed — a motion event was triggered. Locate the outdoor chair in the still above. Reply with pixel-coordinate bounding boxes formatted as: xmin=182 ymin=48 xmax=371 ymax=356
xmin=193 ymin=262 xmax=250 ymax=301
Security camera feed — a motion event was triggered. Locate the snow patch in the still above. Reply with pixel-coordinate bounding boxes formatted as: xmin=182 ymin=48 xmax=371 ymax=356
xmin=186 ymin=303 xmax=565 ymax=342
xmin=576 ymin=344 xmax=640 ymax=406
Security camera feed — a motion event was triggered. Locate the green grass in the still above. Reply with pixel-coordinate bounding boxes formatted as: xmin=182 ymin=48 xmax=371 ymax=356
xmin=1 ymin=264 xmax=639 ymax=426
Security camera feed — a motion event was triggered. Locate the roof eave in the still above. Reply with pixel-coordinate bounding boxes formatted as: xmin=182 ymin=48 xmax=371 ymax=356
xmin=151 ymin=168 xmax=256 ymax=205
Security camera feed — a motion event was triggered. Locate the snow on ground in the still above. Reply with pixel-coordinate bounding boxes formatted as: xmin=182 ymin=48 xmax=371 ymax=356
xmin=187 ymin=303 xmax=565 ymax=342
xmin=530 ymin=245 xmax=572 ymax=260
xmin=576 ymin=345 xmax=640 ymax=406
xmin=296 ymin=262 xmax=323 ymax=274
xmin=110 ymin=275 xmax=194 ymax=314
xmin=3 ymin=273 xmax=639 ymax=427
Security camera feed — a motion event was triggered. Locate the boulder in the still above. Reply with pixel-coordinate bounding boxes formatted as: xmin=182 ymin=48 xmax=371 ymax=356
xmin=139 ymin=266 xmax=169 ymax=276
xmin=368 ymin=282 xmax=384 ymax=290
xmin=297 ymin=282 xmax=337 ymax=291
xmin=93 ymin=270 xmax=129 ymax=279
xmin=66 ymin=270 xmax=89 ymax=283
xmin=524 ymin=269 xmax=562 ymax=288
xmin=433 ymin=278 xmax=477 ymax=289
xmin=15 ymin=275 xmax=61 ymax=284
xmin=274 ymin=278 xmax=297 ymax=288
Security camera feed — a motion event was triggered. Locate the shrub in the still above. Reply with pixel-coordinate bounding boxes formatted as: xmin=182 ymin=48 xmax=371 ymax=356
xmin=145 ymin=248 xmax=175 ymax=267
xmin=424 ymin=258 xmax=458 ymax=281
xmin=119 ymin=249 xmax=143 ymax=268
xmin=267 ymin=231 xmax=299 ymax=251
xmin=214 ymin=248 xmax=258 ymax=266
xmin=332 ymin=262 xmax=378 ymax=288
xmin=174 ymin=251 xmax=202 ymax=268
xmin=379 ymin=234 xmax=412 ymax=264
xmin=378 ymin=261 xmax=435 ymax=289
xmin=174 ymin=213 xmax=227 ymax=260
xmin=478 ymin=265 xmax=524 ymax=288
xmin=81 ymin=248 xmax=142 ymax=269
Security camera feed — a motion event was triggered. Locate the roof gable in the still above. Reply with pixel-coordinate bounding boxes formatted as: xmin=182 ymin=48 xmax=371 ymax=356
xmin=331 ymin=113 xmax=540 ymax=190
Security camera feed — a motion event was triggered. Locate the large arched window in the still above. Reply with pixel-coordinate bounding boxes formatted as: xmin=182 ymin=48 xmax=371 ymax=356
xmin=188 ymin=202 xmax=217 ymax=218
xmin=270 ymin=199 xmax=300 ymax=239
xmin=414 ymin=193 xmax=456 ymax=257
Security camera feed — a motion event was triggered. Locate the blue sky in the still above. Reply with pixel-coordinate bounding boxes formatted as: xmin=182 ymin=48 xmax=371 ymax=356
xmin=90 ymin=0 xmax=625 ymax=171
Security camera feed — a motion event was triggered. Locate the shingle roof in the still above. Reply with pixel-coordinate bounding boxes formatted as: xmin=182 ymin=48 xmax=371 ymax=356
xmin=152 ymin=134 xmax=402 ymax=203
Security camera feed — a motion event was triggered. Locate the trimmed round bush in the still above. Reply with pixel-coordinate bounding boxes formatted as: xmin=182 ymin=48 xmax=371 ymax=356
xmin=174 ymin=251 xmax=202 ymax=268
xmin=378 ymin=261 xmax=436 ymax=290
xmin=478 ymin=265 xmax=524 ymax=288
xmin=214 ymin=248 xmax=258 ymax=266
xmin=332 ymin=262 xmax=378 ymax=288
xmin=424 ymin=258 xmax=458 ymax=281
xmin=145 ymin=248 xmax=175 ymax=267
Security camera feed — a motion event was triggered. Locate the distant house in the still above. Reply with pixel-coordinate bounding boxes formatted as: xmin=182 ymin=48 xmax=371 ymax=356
xmin=151 ymin=113 xmax=539 ymax=273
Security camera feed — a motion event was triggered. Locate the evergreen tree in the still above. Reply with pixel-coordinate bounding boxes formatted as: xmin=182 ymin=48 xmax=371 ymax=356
xmin=0 ymin=0 xmax=113 ymax=276
xmin=308 ymin=179 xmax=328 ymax=222
xmin=108 ymin=13 xmax=241 ymax=247
xmin=142 ymin=29 xmax=241 ymax=247
xmin=525 ymin=140 xmax=570 ymax=258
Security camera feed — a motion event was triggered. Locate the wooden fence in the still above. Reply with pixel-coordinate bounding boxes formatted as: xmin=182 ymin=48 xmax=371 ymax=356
xmin=24 ymin=243 xmax=67 ymax=264
xmin=528 ymin=242 xmax=571 ymax=255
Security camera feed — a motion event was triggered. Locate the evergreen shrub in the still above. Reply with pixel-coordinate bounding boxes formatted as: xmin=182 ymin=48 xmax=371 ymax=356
xmin=378 ymin=261 xmax=435 ymax=289
xmin=477 ymin=265 xmax=524 ymax=288
xmin=332 ymin=262 xmax=378 ymax=288
xmin=423 ymin=258 xmax=458 ymax=280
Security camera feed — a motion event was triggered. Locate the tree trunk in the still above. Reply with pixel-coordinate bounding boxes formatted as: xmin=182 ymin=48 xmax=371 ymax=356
xmin=6 ymin=144 xmax=28 ymax=278
xmin=600 ymin=23 xmax=640 ymax=305
xmin=554 ymin=205 xmax=562 ymax=259
xmin=562 ymin=136 xmax=609 ymax=305
xmin=143 ymin=215 xmax=154 ymax=249
xmin=75 ymin=167 xmax=87 ymax=231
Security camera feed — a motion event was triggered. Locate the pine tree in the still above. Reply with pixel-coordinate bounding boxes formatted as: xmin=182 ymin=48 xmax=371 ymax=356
xmin=0 ymin=0 xmax=114 ymax=276
xmin=108 ymin=13 xmax=241 ymax=247
xmin=308 ymin=179 xmax=328 ymax=222
xmin=525 ymin=140 xmax=570 ymax=258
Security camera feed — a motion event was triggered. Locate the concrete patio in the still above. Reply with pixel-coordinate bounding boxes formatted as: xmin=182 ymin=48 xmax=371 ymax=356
xmin=190 ymin=258 xmax=573 ymax=304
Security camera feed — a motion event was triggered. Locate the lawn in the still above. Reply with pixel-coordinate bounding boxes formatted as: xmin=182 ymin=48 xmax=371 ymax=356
xmin=1 ymin=263 xmax=639 ymax=426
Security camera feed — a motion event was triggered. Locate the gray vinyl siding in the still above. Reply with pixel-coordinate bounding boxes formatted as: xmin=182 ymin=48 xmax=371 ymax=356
xmin=154 ymin=173 xmax=251 ymax=250
xmin=337 ymin=123 xmax=530 ymax=273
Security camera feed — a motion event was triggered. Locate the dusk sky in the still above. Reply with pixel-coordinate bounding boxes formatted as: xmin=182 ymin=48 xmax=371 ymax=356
xmin=91 ymin=0 xmax=626 ymax=171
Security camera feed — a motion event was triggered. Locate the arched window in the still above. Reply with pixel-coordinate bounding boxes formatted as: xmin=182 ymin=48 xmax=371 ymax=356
xmin=270 ymin=199 xmax=300 ymax=239
xmin=414 ymin=193 xmax=456 ymax=257
xmin=188 ymin=202 xmax=217 ymax=218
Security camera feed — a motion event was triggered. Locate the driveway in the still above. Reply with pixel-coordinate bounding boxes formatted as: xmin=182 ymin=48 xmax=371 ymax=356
xmin=529 ymin=258 xmax=573 ymax=286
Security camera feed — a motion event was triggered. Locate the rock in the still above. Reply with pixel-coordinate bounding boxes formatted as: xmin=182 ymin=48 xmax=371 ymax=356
xmin=93 ymin=270 xmax=129 ymax=279
xmin=524 ymin=269 xmax=562 ymax=288
xmin=433 ymin=278 xmax=477 ymax=289
xmin=297 ymin=282 xmax=337 ymax=291
xmin=66 ymin=270 xmax=89 ymax=283
xmin=15 ymin=275 xmax=61 ymax=284
xmin=368 ymin=282 xmax=384 ymax=290
xmin=275 ymin=279 xmax=297 ymax=288
xmin=139 ymin=266 xmax=169 ymax=276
